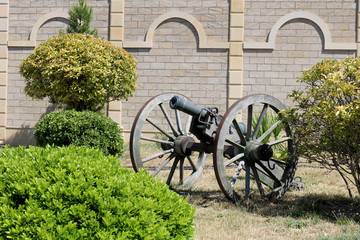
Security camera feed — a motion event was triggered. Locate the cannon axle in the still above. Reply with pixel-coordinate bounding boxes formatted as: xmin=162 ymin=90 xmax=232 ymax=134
xmin=173 ymin=135 xmax=213 ymax=156
xmin=245 ymin=142 xmax=273 ymax=162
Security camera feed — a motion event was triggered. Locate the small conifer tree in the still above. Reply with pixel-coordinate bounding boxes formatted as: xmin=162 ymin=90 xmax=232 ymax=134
xmin=66 ymin=0 xmax=98 ymax=37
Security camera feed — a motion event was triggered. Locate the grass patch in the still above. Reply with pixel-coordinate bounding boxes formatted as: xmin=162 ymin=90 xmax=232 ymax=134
xmin=316 ymin=229 xmax=360 ymax=240
xmin=120 ymin=144 xmax=360 ymax=240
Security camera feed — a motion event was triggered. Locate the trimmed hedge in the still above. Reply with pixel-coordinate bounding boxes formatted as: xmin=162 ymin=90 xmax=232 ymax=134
xmin=0 ymin=146 xmax=195 ymax=239
xmin=35 ymin=110 xmax=123 ymax=156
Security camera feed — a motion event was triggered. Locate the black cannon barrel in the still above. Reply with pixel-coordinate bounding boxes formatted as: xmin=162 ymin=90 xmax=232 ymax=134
xmin=169 ymin=96 xmax=207 ymax=118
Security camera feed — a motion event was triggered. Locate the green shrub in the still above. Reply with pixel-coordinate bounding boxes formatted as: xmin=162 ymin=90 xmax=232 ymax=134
xmin=19 ymin=33 xmax=137 ymax=111
xmin=35 ymin=110 xmax=123 ymax=156
xmin=0 ymin=146 xmax=195 ymax=239
xmin=285 ymin=57 xmax=360 ymax=200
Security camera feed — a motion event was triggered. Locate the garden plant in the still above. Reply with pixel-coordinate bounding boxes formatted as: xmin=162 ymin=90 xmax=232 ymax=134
xmin=65 ymin=0 xmax=98 ymax=37
xmin=0 ymin=145 xmax=195 ymax=239
xmin=19 ymin=33 xmax=137 ymax=112
xmin=285 ymin=57 xmax=360 ymax=200
xmin=34 ymin=110 xmax=124 ymax=156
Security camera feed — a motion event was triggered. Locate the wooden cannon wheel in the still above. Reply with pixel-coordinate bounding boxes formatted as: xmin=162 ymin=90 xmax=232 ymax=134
xmin=129 ymin=93 xmax=207 ymax=189
xmin=213 ymin=94 xmax=298 ymax=202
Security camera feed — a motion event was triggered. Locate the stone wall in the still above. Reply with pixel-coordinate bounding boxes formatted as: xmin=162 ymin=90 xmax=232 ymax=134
xmin=243 ymin=0 xmax=357 ymax=106
xmin=121 ymin=0 xmax=229 ymax=131
xmin=1 ymin=0 xmax=359 ymax=145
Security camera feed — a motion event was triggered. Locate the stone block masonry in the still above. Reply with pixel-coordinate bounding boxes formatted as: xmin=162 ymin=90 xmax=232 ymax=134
xmin=243 ymin=0 xmax=357 ymax=106
xmin=121 ymin=0 xmax=229 ymax=132
xmin=2 ymin=0 xmax=360 ymax=145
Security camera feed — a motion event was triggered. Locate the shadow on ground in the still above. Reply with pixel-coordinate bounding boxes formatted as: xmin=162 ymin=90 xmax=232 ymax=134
xmin=179 ymin=188 xmax=360 ymax=223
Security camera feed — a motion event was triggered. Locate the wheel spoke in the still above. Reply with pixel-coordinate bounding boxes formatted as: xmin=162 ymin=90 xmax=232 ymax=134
xmin=186 ymin=155 xmax=197 ymax=171
xmin=175 ymin=109 xmax=184 ymax=135
xmin=140 ymin=136 xmax=174 ymax=146
xmin=141 ymin=149 xmax=174 ymax=163
xmin=146 ymin=117 xmax=175 ymax=141
xmin=252 ymin=104 xmax=268 ymax=140
xmin=245 ymin=163 xmax=251 ymax=200
xmin=270 ymin=157 xmax=289 ymax=166
xmin=159 ymin=103 xmax=179 ymax=136
xmin=224 ymin=153 xmax=245 ymax=167
xmin=225 ymin=138 xmax=245 ymax=151
xmin=152 ymin=153 xmax=176 ymax=177
xmin=256 ymin=160 xmax=282 ymax=186
xmin=257 ymin=120 xmax=281 ymax=143
xmin=268 ymin=136 xmax=291 ymax=146
xmin=179 ymin=157 xmax=184 ymax=185
xmin=183 ymin=153 xmax=207 ymax=189
xmin=246 ymin=104 xmax=253 ymax=140
xmin=166 ymin=156 xmax=180 ymax=185
xmin=232 ymin=119 xmax=246 ymax=145
xmin=185 ymin=115 xmax=193 ymax=134
xmin=251 ymin=164 xmax=265 ymax=197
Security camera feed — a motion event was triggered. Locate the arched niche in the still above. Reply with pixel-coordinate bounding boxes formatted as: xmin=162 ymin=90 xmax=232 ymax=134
xmin=29 ymin=12 xmax=69 ymax=41
xmin=244 ymin=11 xmax=357 ymax=51
xmin=8 ymin=12 xmax=69 ymax=47
xmin=123 ymin=11 xmax=228 ymax=49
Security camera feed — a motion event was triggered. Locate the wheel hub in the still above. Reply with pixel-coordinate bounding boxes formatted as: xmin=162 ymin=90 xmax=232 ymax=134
xmin=174 ymin=135 xmax=195 ymax=156
xmin=245 ymin=141 xmax=273 ymax=162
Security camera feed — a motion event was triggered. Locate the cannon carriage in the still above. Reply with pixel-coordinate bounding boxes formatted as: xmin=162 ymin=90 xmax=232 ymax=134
xmin=129 ymin=93 xmax=298 ymax=202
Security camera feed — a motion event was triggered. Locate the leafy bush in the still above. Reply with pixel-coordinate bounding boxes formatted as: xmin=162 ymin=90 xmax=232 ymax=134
xmin=285 ymin=57 xmax=360 ymax=200
xmin=35 ymin=110 xmax=123 ymax=156
xmin=20 ymin=33 xmax=137 ymax=111
xmin=0 ymin=146 xmax=195 ymax=239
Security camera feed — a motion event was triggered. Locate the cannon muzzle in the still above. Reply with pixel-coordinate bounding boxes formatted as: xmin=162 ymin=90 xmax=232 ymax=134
xmin=169 ymin=96 xmax=207 ymax=118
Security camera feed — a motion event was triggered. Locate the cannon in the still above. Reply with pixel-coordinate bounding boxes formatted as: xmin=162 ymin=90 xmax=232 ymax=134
xmin=130 ymin=93 xmax=298 ymax=202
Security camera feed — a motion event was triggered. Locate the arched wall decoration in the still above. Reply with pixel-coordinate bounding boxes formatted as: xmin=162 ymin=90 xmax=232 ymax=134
xmin=122 ymin=11 xmax=229 ymax=49
xmin=29 ymin=12 xmax=69 ymax=41
xmin=8 ymin=12 xmax=69 ymax=47
xmin=244 ymin=11 xmax=357 ymax=51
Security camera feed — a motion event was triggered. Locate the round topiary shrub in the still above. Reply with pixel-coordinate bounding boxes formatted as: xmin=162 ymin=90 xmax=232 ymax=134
xmin=19 ymin=33 xmax=137 ymax=112
xmin=0 ymin=146 xmax=195 ymax=239
xmin=35 ymin=110 xmax=123 ymax=156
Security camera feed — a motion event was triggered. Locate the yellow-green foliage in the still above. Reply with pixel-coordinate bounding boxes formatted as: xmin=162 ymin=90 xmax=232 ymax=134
xmin=285 ymin=57 xmax=360 ymax=199
xmin=20 ymin=33 xmax=137 ymax=111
